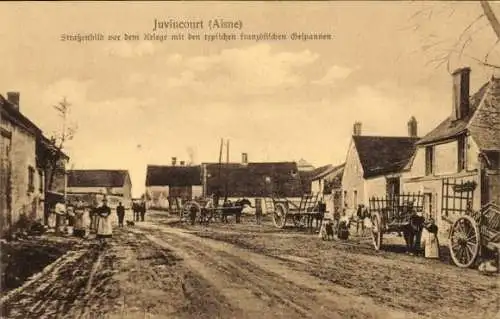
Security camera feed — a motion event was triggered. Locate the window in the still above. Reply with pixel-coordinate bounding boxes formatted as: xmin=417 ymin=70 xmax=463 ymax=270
xmin=424 ymin=193 xmax=435 ymax=220
xmin=457 ymin=135 xmax=466 ymax=172
xmin=38 ymin=169 xmax=44 ymax=193
xmin=425 ymin=146 xmax=434 ymax=175
xmin=386 ymin=177 xmax=400 ymax=199
xmin=343 ymin=190 xmax=348 ymax=207
xmin=28 ymin=166 xmax=35 ymax=193
xmin=353 ymin=190 xmax=358 ymax=208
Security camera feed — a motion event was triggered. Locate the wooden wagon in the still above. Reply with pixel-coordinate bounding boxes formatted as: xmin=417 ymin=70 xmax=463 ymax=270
xmin=270 ymin=193 xmax=326 ymax=231
xmin=180 ymin=197 xmax=246 ymax=224
xmin=368 ymin=192 xmax=425 ymax=250
xmin=448 ymin=201 xmax=500 ymax=269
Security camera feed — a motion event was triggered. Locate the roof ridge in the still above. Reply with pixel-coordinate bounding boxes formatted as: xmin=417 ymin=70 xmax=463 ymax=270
xmin=353 ymin=135 xmax=420 ymax=139
xmin=68 ymin=169 xmax=128 ymax=172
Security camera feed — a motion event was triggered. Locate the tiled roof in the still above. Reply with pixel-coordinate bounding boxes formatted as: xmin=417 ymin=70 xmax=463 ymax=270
xmin=353 ymin=136 xmax=420 ymax=178
xmin=467 ymin=77 xmax=500 ymax=150
xmin=417 ymin=77 xmax=500 ymax=150
xmin=145 ymin=165 xmax=202 ymax=187
xmin=204 ymin=162 xmax=303 ymax=197
xmin=67 ymin=170 xmax=130 ymax=188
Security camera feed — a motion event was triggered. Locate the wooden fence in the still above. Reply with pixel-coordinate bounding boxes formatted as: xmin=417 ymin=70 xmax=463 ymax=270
xmin=369 ymin=192 xmax=424 ymax=223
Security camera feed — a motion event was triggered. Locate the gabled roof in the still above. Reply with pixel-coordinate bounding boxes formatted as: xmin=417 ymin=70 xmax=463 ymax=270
xmin=145 ymin=165 xmax=202 ymax=187
xmin=353 ymin=136 xmax=420 ymax=178
xmin=311 ymin=163 xmax=345 ymax=181
xmin=2 ymin=94 xmax=70 ymax=161
xmin=67 ymin=170 xmax=130 ymax=188
xmin=1 ymin=94 xmax=41 ymax=136
xmin=417 ymin=77 xmax=500 ymax=150
xmin=204 ymin=162 xmax=303 ymax=197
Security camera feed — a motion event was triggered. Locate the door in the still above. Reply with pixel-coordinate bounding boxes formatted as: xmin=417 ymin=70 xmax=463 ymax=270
xmin=424 ymin=192 xmax=435 ymax=220
xmin=0 ymin=130 xmax=12 ymax=237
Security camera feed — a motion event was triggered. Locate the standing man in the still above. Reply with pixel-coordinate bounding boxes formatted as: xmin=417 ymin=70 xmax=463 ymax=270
xmin=117 ymin=202 xmax=125 ymax=228
xmin=255 ymin=198 xmax=263 ymax=225
xmin=133 ymin=201 xmax=140 ymax=222
xmin=140 ymin=201 xmax=146 ymax=222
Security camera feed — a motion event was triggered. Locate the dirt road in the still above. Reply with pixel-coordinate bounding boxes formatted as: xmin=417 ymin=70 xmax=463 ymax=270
xmin=133 ymin=222 xmax=418 ymax=319
xmin=2 ymin=216 xmax=499 ymax=318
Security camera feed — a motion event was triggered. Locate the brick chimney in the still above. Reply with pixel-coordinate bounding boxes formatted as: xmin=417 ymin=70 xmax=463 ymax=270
xmin=242 ymin=153 xmax=248 ymax=165
xmin=451 ymin=67 xmax=471 ymax=121
xmin=353 ymin=122 xmax=362 ymax=136
xmin=7 ymin=92 xmax=20 ymax=110
xmin=171 ymin=157 xmax=177 ymax=166
xmin=407 ymin=116 xmax=418 ymax=137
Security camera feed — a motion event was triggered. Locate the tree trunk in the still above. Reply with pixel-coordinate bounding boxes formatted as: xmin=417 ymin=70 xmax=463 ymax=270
xmin=481 ymin=1 xmax=500 ymax=40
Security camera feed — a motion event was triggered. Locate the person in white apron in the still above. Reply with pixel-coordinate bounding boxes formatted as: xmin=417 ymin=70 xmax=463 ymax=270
xmin=96 ymin=198 xmax=113 ymax=242
xmin=422 ymin=219 xmax=439 ymax=259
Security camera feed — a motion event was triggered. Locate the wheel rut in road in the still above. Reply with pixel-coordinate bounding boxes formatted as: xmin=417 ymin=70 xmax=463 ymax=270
xmin=133 ymin=223 xmax=420 ymax=319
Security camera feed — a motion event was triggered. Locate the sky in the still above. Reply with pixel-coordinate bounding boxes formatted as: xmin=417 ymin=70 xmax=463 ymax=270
xmin=1 ymin=1 xmax=499 ymax=197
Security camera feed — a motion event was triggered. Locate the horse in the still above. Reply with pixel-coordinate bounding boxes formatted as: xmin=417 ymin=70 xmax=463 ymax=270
xmin=219 ymin=199 xmax=249 ymax=223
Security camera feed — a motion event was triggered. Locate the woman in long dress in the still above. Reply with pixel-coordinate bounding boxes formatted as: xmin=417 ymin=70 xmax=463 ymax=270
xmin=422 ymin=219 xmax=440 ymax=259
xmin=73 ymin=200 xmax=86 ymax=237
xmin=96 ymin=198 xmax=113 ymax=243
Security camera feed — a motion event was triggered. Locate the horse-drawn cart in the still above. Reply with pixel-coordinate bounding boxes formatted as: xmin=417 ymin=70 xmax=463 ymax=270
xmin=180 ymin=197 xmax=249 ymax=224
xmin=271 ymin=193 xmax=326 ymax=231
xmin=449 ymin=201 xmax=500 ymax=268
xmin=368 ymin=193 xmax=425 ymax=251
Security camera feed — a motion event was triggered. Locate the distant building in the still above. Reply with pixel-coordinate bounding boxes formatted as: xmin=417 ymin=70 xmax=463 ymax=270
xmin=145 ymin=162 xmax=202 ymax=210
xmin=297 ymin=158 xmax=315 ymax=172
xmin=202 ymin=161 xmax=303 ymax=198
xmin=341 ymin=120 xmax=420 ymax=210
xmin=145 ymin=153 xmax=308 ymax=213
xmin=66 ymin=169 xmax=132 ymax=209
xmin=403 ymin=68 xmax=500 ymax=235
xmin=309 ymin=163 xmax=345 ymax=215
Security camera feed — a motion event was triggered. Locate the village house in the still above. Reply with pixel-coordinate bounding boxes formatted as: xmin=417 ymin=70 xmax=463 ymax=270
xmin=66 ymin=169 xmax=132 ymax=209
xmin=309 ymin=163 xmax=345 ymax=215
xmin=145 ymin=158 xmax=203 ymax=210
xmin=402 ymin=68 xmax=500 ymax=235
xmin=297 ymin=158 xmax=315 ymax=172
xmin=1 ymin=92 xmax=69 ymax=236
xmin=341 ymin=119 xmax=420 ymax=211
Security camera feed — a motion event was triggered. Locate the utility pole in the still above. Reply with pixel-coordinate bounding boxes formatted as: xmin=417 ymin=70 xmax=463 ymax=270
xmin=216 ymin=138 xmax=223 ymax=207
xmin=224 ymin=139 xmax=230 ymax=202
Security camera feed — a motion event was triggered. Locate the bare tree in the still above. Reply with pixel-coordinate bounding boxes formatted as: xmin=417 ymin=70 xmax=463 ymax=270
xmin=409 ymin=1 xmax=500 ymax=72
xmin=38 ymin=97 xmax=77 ymax=198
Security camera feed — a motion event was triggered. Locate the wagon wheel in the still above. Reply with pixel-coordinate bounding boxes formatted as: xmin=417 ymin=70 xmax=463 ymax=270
xmin=273 ymin=203 xmax=288 ymax=228
xmin=371 ymin=211 xmax=383 ymax=251
xmin=449 ymin=215 xmax=480 ymax=268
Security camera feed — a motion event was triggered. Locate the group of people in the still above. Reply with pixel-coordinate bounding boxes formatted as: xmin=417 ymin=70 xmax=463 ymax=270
xmin=56 ymin=199 xmax=147 ymax=242
xmin=320 ymin=202 xmax=440 ymax=259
